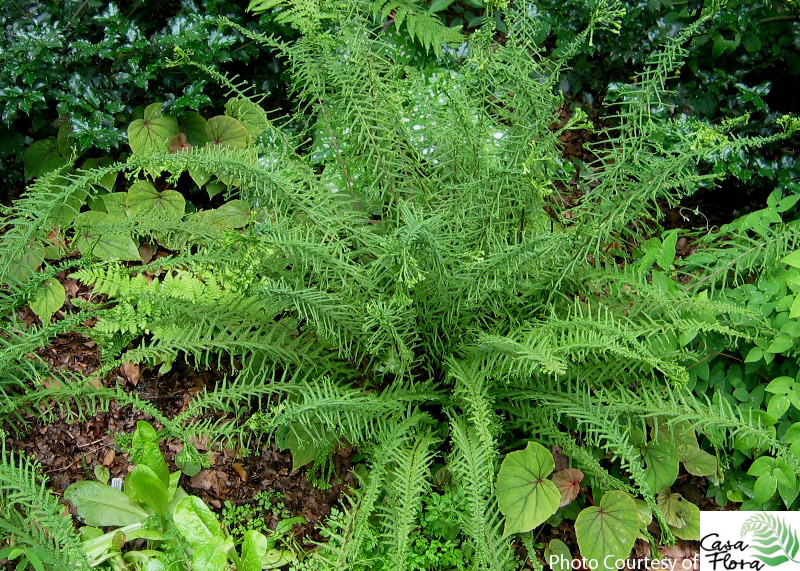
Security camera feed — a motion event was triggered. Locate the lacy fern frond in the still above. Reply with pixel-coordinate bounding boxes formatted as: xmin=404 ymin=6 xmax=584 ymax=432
xmin=0 ymin=439 xmax=90 ymax=570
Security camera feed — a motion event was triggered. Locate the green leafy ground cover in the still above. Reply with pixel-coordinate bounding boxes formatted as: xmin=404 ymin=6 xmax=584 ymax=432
xmin=1 ymin=0 xmax=800 ymax=570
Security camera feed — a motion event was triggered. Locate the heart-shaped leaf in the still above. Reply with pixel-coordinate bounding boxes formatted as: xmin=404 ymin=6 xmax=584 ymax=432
xmin=128 ymin=103 xmax=179 ymax=157
xmin=496 ymin=441 xmax=561 ymax=536
xmin=82 ymin=157 xmax=118 ymax=191
xmin=24 ymin=137 xmax=68 ymax=179
xmin=72 ymin=212 xmax=141 ymax=261
xmin=225 ymin=97 xmax=269 ymax=138
xmin=545 ymin=539 xmax=572 ymax=571
xmin=126 ymin=180 xmax=185 ymax=221
xmin=657 ymin=489 xmax=693 ymax=528
xmin=678 ymin=445 xmax=717 ymax=476
xmin=180 ymin=112 xmax=209 ymax=147
xmin=552 ymin=468 xmax=584 ymax=507
xmin=575 ymin=491 xmax=638 ymax=571
xmin=64 ymin=481 xmax=148 ymax=527
xmin=206 ymin=115 xmax=249 ymax=148
xmin=207 ymin=200 xmax=252 ymax=229
xmin=640 ymin=441 xmax=679 ymax=493
xmin=168 ymin=133 xmax=192 ymax=153
xmin=29 ymin=277 xmax=65 ymax=323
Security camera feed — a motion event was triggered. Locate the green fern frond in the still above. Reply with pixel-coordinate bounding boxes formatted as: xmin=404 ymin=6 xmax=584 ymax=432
xmin=0 ymin=439 xmax=90 ymax=569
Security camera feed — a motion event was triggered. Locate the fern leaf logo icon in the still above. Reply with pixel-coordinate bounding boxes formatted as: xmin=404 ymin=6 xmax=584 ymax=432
xmin=741 ymin=513 xmax=800 ymax=566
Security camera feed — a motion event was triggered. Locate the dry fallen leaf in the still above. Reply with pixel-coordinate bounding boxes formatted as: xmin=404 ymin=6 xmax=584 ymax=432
xmin=119 ymin=362 xmax=141 ymax=386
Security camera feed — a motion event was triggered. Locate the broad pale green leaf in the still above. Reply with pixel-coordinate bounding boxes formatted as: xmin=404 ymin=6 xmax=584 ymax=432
xmin=286 ymin=428 xmax=328 ymax=471
xmin=225 ymin=97 xmax=269 ymax=138
xmin=656 ymin=490 xmax=695 ymax=528
xmin=102 ymin=192 xmax=129 ymax=217
xmin=132 ymin=441 xmax=170 ymax=487
xmin=496 ymin=441 xmax=561 ymax=536
xmin=545 ymin=539 xmax=572 ymax=571
xmin=126 ymin=465 xmax=169 ymax=517
xmin=640 ymin=442 xmax=679 ymax=493
xmin=82 ymin=157 xmax=118 ymax=191
xmin=575 ymin=491 xmax=638 ymax=571
xmin=72 ymin=211 xmax=141 ymax=261
xmin=24 ymin=137 xmax=68 ymax=179
xmin=192 ymin=537 xmax=230 ymax=571
xmin=126 ymin=181 xmax=185 ymax=221
xmin=678 ymin=445 xmax=717 ymax=477
xmin=782 ymin=250 xmax=800 ymax=269
xmin=206 ymin=115 xmax=249 ymax=148
xmin=7 ymin=242 xmax=45 ymax=283
xmin=669 ymin=498 xmax=700 ymax=540
xmin=128 ymin=103 xmax=179 ymax=157
xmin=241 ymin=530 xmax=269 ymax=571
xmin=173 ymin=496 xmax=224 ymax=547
xmin=64 ymin=481 xmax=148 ymax=526
xmin=132 ymin=420 xmax=159 ymax=450
xmin=767 ymin=335 xmax=794 ymax=354
xmin=29 ymin=278 xmax=65 ymax=323
xmin=181 ymin=112 xmax=209 ymax=147
xmin=176 ymin=442 xmax=204 ymax=477
xmin=189 ymin=167 xmax=211 ymax=188
xmin=207 ymin=200 xmax=252 ymax=229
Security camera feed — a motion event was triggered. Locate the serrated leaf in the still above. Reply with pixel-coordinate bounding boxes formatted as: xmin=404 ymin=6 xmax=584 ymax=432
xmin=64 ymin=481 xmax=148 ymax=526
xmin=206 ymin=115 xmax=249 ymax=148
xmin=24 ymin=137 xmax=68 ymax=179
xmin=128 ymin=103 xmax=179 ymax=157
xmin=126 ymin=180 xmax=185 ymax=221
xmin=496 ymin=441 xmax=561 ymax=536
xmin=678 ymin=445 xmax=717 ymax=476
xmin=552 ymin=468 xmax=584 ymax=507
xmin=73 ymin=211 xmax=141 ymax=261
xmin=29 ymin=278 xmax=65 ymax=323
xmin=575 ymin=491 xmax=638 ymax=571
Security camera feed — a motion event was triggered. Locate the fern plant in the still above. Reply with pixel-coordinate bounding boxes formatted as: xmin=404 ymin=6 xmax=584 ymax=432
xmin=1 ymin=1 xmax=799 ymax=570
